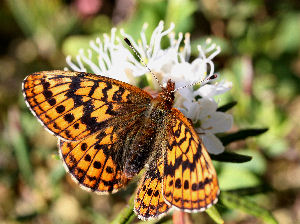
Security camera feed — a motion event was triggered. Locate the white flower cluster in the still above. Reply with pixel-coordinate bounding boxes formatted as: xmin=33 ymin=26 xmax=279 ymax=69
xmin=66 ymin=21 xmax=233 ymax=154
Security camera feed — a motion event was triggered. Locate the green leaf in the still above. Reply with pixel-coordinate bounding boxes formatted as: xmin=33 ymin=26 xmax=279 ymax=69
xmin=211 ymin=151 xmax=252 ymax=163
xmin=50 ymin=164 xmax=66 ymax=186
xmin=230 ymin=149 xmax=267 ymax=175
xmin=9 ymin=108 xmax=33 ymax=186
xmin=226 ymin=185 xmax=273 ymax=196
xmin=206 ymin=206 xmax=224 ymax=224
xmin=273 ymin=13 xmax=300 ymax=54
xmin=217 ymin=101 xmax=237 ymax=112
xmin=220 ymin=191 xmax=278 ymax=224
xmin=110 ymin=194 xmax=136 ymax=224
xmin=6 ymin=0 xmax=36 ymax=36
xmin=220 ymin=128 xmax=268 ymax=146
xmin=218 ymin=166 xmax=260 ymax=190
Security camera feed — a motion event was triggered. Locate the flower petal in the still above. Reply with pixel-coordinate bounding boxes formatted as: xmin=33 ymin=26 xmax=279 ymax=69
xmin=201 ymin=112 xmax=233 ymax=134
xmin=196 ymin=81 xmax=232 ymax=98
xmin=202 ymin=133 xmax=225 ymax=155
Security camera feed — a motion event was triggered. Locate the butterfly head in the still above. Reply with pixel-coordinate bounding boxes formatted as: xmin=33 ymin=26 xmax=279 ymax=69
xmin=156 ymin=79 xmax=175 ymax=109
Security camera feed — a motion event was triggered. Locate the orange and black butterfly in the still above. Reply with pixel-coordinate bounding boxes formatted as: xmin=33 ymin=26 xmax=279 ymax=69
xmin=22 ymin=69 xmax=219 ymax=220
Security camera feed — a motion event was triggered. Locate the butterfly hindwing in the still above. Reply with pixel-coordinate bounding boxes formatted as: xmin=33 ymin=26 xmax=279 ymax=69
xmin=163 ymin=108 xmax=219 ymax=211
xmin=58 ymin=105 xmax=153 ymax=193
xmin=59 ymin=126 xmax=126 ymax=193
xmin=23 ymin=70 xmax=152 ymax=141
xmin=134 ymin=158 xmax=171 ymax=220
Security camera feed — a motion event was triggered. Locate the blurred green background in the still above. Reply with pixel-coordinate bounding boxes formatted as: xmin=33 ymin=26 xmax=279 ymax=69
xmin=1 ymin=0 xmax=300 ymax=223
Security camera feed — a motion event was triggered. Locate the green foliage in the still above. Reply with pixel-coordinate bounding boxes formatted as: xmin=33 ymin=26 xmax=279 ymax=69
xmin=219 ymin=128 xmax=268 ymax=146
xmin=205 ymin=206 xmax=224 ymax=224
xmin=220 ymin=191 xmax=278 ymax=224
xmin=211 ymin=151 xmax=252 ymax=163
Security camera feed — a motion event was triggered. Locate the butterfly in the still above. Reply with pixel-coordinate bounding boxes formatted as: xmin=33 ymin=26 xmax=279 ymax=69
xmin=22 ymin=70 xmax=219 ymax=220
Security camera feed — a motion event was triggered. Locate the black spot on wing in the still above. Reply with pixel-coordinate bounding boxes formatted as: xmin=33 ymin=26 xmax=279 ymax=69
xmin=101 ymin=82 xmax=112 ymax=101
xmin=43 ymin=90 xmax=53 ymax=98
xmin=106 ymin=166 xmax=114 ymax=174
xmin=106 ymin=102 xmax=118 ymax=116
xmin=42 ymin=80 xmax=50 ymax=89
xmin=112 ymin=86 xmax=125 ymax=101
xmin=84 ymin=154 xmax=91 ymax=162
xmin=175 ymin=178 xmax=181 ymax=188
xmin=47 ymin=98 xmax=56 ymax=106
xmin=147 ymin=188 xmax=153 ymax=196
xmin=184 ymin=180 xmax=189 ymax=189
xmin=66 ymin=76 xmax=84 ymax=106
xmin=88 ymin=80 xmax=99 ymax=97
xmin=93 ymin=161 xmax=101 ymax=169
xmin=64 ymin=113 xmax=75 ymax=123
xmin=81 ymin=143 xmax=87 ymax=151
xmin=74 ymin=123 xmax=79 ymax=129
xmin=56 ymin=105 xmax=65 ymax=114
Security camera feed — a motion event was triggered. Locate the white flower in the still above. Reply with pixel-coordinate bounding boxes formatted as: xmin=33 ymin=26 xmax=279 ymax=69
xmin=66 ymin=21 xmax=233 ymax=154
xmin=182 ymin=98 xmax=233 ymax=154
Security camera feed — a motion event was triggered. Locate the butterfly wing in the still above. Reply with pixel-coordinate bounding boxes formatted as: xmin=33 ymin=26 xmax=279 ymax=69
xmin=59 ymin=131 xmax=126 ymax=194
xmin=23 ymin=70 xmax=153 ymax=193
xmin=163 ymin=108 xmax=219 ymax=211
xmin=58 ymin=101 xmax=153 ymax=193
xmin=134 ymin=157 xmax=171 ymax=220
xmin=23 ymin=70 xmax=152 ymax=141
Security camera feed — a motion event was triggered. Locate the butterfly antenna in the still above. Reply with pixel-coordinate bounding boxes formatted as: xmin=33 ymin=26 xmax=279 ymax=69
xmin=173 ymin=73 xmax=218 ymax=93
xmin=124 ymin=38 xmax=162 ymax=88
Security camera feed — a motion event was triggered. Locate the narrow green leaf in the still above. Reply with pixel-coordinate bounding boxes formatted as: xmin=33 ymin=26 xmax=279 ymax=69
xmin=226 ymin=185 xmax=273 ymax=196
xmin=217 ymin=101 xmax=237 ymax=112
xmin=9 ymin=108 xmax=33 ymax=186
xmin=12 ymin=132 xmax=34 ymax=185
xmin=220 ymin=128 xmax=268 ymax=146
xmin=6 ymin=0 xmax=36 ymax=36
xmin=206 ymin=206 xmax=224 ymax=224
xmin=16 ymin=211 xmax=38 ymax=221
xmin=220 ymin=191 xmax=278 ymax=224
xmin=210 ymin=151 xmax=252 ymax=163
xmin=110 ymin=194 xmax=136 ymax=224
xmin=50 ymin=164 xmax=66 ymax=186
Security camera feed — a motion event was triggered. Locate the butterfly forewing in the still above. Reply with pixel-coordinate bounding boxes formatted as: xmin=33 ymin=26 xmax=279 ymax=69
xmin=163 ymin=108 xmax=219 ymax=211
xmin=22 ymin=70 xmax=152 ymax=141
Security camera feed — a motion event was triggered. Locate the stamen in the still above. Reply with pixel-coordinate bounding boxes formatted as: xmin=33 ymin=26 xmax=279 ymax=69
xmin=66 ymin=55 xmax=81 ymax=71
xmin=79 ymin=49 xmax=101 ymax=74
xmin=183 ymin=33 xmax=191 ymax=61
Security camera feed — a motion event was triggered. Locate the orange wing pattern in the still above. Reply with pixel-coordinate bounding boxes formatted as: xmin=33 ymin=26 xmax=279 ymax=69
xmin=163 ymin=108 xmax=219 ymax=211
xmin=22 ymin=70 xmax=152 ymax=141
xmin=58 ymin=111 xmax=151 ymax=193
xmin=134 ymin=158 xmax=171 ymax=220
xmin=59 ymin=126 xmax=126 ymax=194
xmin=23 ymin=70 xmax=153 ymax=193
